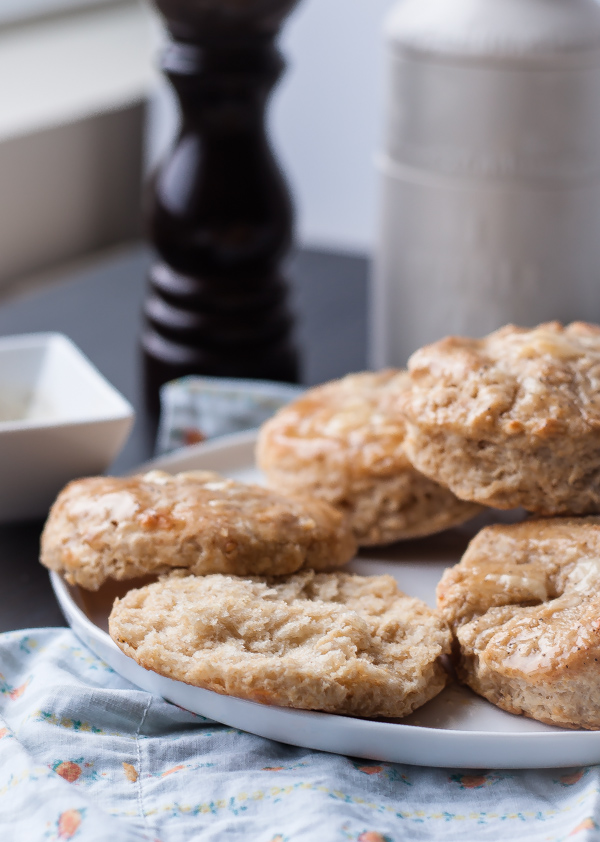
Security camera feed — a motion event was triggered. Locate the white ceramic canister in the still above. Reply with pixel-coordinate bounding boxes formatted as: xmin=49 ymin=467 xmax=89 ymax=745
xmin=371 ymin=0 xmax=600 ymax=368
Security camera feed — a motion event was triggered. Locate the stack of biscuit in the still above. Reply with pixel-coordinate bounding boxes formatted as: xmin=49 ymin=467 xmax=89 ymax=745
xmin=40 ymin=320 xmax=600 ymax=730
xmin=396 ymin=321 xmax=600 ymax=730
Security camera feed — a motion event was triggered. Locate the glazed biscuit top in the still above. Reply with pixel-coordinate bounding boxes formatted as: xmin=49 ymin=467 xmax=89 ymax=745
xmin=437 ymin=517 xmax=600 ymax=627
xmin=257 ymin=370 xmax=411 ymax=477
xmin=437 ymin=517 xmax=600 ymax=681
xmin=40 ymin=470 xmax=356 ymax=589
xmin=399 ymin=321 xmax=600 ymax=440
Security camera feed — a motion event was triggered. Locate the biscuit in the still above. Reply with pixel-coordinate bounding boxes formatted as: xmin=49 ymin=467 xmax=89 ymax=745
xmin=40 ymin=470 xmax=356 ymax=590
xmin=256 ymin=371 xmax=481 ymax=545
xmin=109 ymin=570 xmax=451 ymax=718
xmin=398 ymin=321 xmax=600 ymax=514
xmin=437 ymin=518 xmax=600 ymax=729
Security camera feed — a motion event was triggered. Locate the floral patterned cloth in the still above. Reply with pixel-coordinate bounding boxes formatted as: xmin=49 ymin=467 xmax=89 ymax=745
xmin=0 ymin=628 xmax=599 ymax=842
xmin=156 ymin=377 xmax=304 ymax=455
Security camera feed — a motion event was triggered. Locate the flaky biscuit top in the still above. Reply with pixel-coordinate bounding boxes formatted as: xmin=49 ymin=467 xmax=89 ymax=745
xmin=437 ymin=517 xmax=600 ymax=678
xmin=40 ymin=470 xmax=356 ymax=590
xmin=257 ymin=370 xmax=411 ymax=478
xmin=400 ymin=321 xmax=600 ymax=440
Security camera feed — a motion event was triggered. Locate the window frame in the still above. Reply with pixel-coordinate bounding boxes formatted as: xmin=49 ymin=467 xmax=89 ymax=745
xmin=0 ymin=0 xmax=126 ymax=30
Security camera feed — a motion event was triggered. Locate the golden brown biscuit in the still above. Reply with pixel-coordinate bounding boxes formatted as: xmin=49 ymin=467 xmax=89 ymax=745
xmin=256 ymin=371 xmax=481 ymax=545
xmin=398 ymin=321 xmax=600 ymax=514
xmin=437 ymin=518 xmax=600 ymax=729
xmin=109 ymin=569 xmax=451 ymax=718
xmin=40 ymin=470 xmax=356 ymax=590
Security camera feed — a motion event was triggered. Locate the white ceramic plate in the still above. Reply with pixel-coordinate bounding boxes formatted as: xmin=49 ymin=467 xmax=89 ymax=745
xmin=50 ymin=430 xmax=600 ymax=768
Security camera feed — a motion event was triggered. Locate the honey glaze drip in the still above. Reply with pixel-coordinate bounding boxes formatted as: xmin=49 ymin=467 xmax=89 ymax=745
xmin=475 ymin=556 xmax=600 ymax=678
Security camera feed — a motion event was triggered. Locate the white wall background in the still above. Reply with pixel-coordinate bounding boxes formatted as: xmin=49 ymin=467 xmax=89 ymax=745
xmin=0 ymin=1 xmax=154 ymax=290
xmin=147 ymin=0 xmax=397 ymax=256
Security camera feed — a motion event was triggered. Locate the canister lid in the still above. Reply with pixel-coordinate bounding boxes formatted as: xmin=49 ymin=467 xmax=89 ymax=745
xmin=382 ymin=50 xmax=600 ymax=182
xmin=386 ymin=0 xmax=600 ymax=66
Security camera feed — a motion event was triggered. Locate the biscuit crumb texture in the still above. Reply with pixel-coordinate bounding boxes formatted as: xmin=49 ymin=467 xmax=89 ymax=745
xmin=257 ymin=370 xmax=480 ymax=544
xmin=109 ymin=570 xmax=451 ymax=718
xmin=437 ymin=518 xmax=600 ymax=729
xmin=41 ymin=470 xmax=356 ymax=590
xmin=400 ymin=322 xmax=600 ymax=514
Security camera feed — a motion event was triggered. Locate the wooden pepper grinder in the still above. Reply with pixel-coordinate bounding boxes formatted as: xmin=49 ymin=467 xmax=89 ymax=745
xmin=143 ymin=0 xmax=300 ymax=410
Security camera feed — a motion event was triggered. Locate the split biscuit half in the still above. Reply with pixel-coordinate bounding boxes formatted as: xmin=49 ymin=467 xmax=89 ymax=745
xmin=40 ymin=470 xmax=356 ymax=590
xmin=109 ymin=569 xmax=451 ymax=719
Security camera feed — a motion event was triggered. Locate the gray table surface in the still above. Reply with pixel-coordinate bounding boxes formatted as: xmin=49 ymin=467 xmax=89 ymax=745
xmin=0 ymin=244 xmax=369 ymax=631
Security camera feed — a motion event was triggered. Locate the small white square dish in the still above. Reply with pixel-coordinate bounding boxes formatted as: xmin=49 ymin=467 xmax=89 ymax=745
xmin=0 ymin=332 xmax=134 ymax=523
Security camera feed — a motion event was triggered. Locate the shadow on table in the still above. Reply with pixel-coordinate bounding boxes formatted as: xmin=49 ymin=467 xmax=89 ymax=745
xmin=0 ymin=519 xmax=64 ymax=632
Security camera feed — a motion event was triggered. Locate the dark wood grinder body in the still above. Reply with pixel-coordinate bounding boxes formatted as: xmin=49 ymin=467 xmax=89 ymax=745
xmin=143 ymin=0 xmax=300 ymax=408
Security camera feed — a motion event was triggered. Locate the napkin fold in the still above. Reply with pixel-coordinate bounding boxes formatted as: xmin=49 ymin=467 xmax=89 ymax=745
xmin=156 ymin=376 xmax=304 ymax=455
xmin=0 ymin=628 xmax=598 ymax=842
